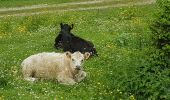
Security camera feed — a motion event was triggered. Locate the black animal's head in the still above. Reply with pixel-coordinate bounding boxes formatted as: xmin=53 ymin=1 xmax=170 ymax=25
xmin=55 ymin=23 xmax=74 ymax=49
xmin=60 ymin=23 xmax=74 ymax=33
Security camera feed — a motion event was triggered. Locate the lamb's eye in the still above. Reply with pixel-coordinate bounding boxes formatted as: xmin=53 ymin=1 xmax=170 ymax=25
xmin=81 ymin=60 xmax=84 ymax=62
xmin=72 ymin=59 xmax=75 ymax=61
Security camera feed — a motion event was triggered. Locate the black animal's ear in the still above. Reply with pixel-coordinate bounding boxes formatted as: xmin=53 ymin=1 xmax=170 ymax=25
xmin=84 ymin=52 xmax=91 ymax=60
xmin=66 ymin=51 xmax=72 ymax=59
xmin=71 ymin=24 xmax=74 ymax=29
xmin=60 ymin=23 xmax=63 ymax=28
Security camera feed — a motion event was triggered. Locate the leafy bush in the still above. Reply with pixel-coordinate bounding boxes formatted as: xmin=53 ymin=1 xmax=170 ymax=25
xmin=150 ymin=0 xmax=170 ymax=53
xmin=121 ymin=0 xmax=170 ymax=99
xmin=150 ymin=0 xmax=170 ymax=68
xmin=107 ymin=0 xmax=170 ymax=99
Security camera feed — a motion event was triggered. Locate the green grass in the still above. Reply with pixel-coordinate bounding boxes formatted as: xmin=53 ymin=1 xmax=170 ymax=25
xmin=0 ymin=0 xmax=90 ymax=8
xmin=0 ymin=0 xmax=125 ymax=8
xmin=0 ymin=0 xmax=144 ymax=16
xmin=0 ymin=4 xmax=164 ymax=100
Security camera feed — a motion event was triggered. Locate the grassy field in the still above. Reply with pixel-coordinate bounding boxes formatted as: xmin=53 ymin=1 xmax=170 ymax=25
xmin=0 ymin=0 xmax=90 ymax=8
xmin=0 ymin=2 xmax=166 ymax=100
xmin=0 ymin=0 xmax=146 ymax=17
xmin=0 ymin=0 xmax=128 ymax=8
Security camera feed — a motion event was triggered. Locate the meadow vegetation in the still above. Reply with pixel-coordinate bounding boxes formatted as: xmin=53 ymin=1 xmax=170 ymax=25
xmin=0 ymin=0 xmax=91 ymax=8
xmin=0 ymin=0 xmax=169 ymax=99
xmin=0 ymin=0 xmax=145 ymax=17
xmin=0 ymin=0 xmax=133 ymax=8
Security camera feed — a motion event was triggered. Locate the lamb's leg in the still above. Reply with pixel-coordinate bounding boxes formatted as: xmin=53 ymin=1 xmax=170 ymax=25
xmin=75 ymin=71 xmax=87 ymax=82
xmin=24 ymin=77 xmax=37 ymax=82
xmin=54 ymin=34 xmax=62 ymax=49
xmin=61 ymin=78 xmax=76 ymax=85
xmin=23 ymin=69 xmax=37 ymax=83
xmin=57 ymin=74 xmax=76 ymax=85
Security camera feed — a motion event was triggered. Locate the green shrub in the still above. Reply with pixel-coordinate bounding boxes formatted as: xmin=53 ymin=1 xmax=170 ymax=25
xmin=122 ymin=0 xmax=170 ymax=99
xmin=150 ymin=0 xmax=170 ymax=52
xmin=107 ymin=0 xmax=170 ymax=99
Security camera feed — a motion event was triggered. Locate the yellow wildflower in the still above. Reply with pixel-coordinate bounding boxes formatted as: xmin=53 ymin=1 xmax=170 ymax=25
xmin=18 ymin=26 xmax=27 ymax=33
xmin=129 ymin=95 xmax=135 ymax=100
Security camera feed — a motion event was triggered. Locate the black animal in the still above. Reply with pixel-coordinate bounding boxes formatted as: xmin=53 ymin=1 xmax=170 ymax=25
xmin=54 ymin=23 xmax=97 ymax=56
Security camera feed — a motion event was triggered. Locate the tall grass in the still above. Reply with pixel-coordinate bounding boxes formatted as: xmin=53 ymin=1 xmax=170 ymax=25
xmin=0 ymin=0 xmax=125 ymax=8
xmin=0 ymin=0 xmax=89 ymax=8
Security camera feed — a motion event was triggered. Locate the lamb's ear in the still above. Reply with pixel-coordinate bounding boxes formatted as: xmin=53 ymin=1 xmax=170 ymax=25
xmin=60 ymin=23 xmax=63 ymax=28
xmin=84 ymin=52 xmax=90 ymax=60
xmin=71 ymin=24 xmax=74 ymax=29
xmin=66 ymin=51 xmax=72 ymax=59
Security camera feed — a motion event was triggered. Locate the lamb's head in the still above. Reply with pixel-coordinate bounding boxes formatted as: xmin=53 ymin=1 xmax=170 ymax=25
xmin=66 ymin=51 xmax=90 ymax=70
xmin=60 ymin=23 xmax=73 ymax=33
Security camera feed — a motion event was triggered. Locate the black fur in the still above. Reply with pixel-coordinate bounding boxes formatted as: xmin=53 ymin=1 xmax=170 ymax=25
xmin=54 ymin=23 xmax=97 ymax=56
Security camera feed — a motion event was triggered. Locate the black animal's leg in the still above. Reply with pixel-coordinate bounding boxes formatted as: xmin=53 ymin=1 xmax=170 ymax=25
xmin=63 ymin=41 xmax=70 ymax=51
xmin=54 ymin=34 xmax=62 ymax=49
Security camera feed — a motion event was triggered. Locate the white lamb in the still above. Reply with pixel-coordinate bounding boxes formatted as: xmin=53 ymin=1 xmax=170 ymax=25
xmin=21 ymin=51 xmax=90 ymax=85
